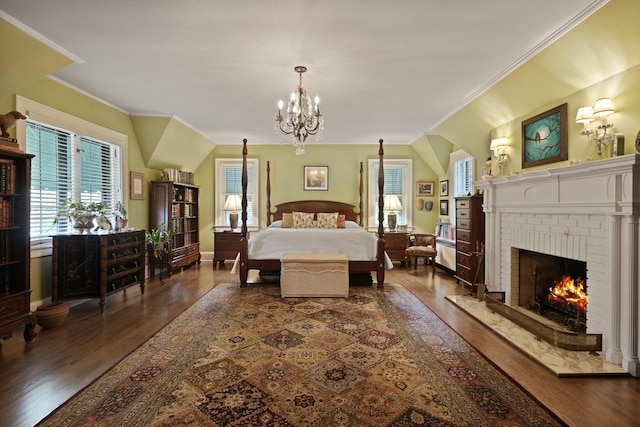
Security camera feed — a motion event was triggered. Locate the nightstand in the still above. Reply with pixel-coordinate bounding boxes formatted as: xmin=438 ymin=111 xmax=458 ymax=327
xmin=213 ymin=231 xmax=245 ymax=268
xmin=383 ymin=232 xmax=410 ymax=264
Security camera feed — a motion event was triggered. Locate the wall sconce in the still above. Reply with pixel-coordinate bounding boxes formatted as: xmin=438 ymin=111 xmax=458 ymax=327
xmin=576 ymin=98 xmax=615 ymax=157
xmin=490 ymin=137 xmax=509 ymax=175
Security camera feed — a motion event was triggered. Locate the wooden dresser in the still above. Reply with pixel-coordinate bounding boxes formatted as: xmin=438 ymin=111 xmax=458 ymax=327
xmin=52 ymin=230 xmax=146 ymax=313
xmin=455 ymin=194 xmax=485 ymax=287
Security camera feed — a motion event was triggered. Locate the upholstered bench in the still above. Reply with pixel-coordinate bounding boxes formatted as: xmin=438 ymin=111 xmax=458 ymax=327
xmin=281 ymin=253 xmax=349 ymax=297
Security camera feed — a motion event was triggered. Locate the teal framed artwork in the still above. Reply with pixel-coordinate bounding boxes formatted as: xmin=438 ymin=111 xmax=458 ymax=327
xmin=521 ymin=103 xmax=568 ymax=168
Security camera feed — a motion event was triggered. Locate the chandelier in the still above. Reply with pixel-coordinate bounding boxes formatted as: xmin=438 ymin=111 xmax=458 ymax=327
xmin=275 ymin=66 xmax=324 ymax=155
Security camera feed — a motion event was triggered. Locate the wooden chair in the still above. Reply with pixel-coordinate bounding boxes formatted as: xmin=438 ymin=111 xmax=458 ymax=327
xmin=405 ymin=234 xmax=437 ymax=272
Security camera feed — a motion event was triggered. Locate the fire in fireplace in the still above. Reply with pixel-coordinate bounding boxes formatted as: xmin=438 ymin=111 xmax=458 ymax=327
xmin=518 ymin=250 xmax=588 ymax=333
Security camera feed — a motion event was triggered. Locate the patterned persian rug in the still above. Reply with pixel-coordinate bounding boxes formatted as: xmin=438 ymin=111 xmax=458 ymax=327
xmin=40 ymin=283 xmax=563 ymax=426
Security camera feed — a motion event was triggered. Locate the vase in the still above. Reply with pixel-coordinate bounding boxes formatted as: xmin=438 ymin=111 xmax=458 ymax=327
xmin=35 ymin=301 xmax=69 ymax=329
xmin=72 ymin=214 xmax=96 ymax=230
xmin=117 ymin=217 xmax=128 ymax=230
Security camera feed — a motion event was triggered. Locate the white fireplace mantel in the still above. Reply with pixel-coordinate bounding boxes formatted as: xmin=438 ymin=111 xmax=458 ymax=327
xmin=476 ymin=154 xmax=640 ymax=376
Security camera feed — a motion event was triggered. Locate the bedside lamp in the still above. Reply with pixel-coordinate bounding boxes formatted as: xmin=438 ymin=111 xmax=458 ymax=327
xmin=383 ymin=194 xmax=402 ymax=232
xmin=223 ymin=194 xmax=242 ymax=231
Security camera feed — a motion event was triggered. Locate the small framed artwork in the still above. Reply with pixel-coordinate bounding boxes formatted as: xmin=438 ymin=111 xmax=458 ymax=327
xmin=397 ymin=224 xmax=407 ymax=233
xmin=304 ymin=166 xmax=328 ymax=191
xmin=439 ymin=199 xmax=449 ymax=216
xmin=439 ymin=180 xmax=449 ymax=197
xmin=130 ymin=171 xmax=145 ymax=200
xmin=416 ymin=181 xmax=434 ymax=196
xmin=522 ymin=103 xmax=568 ymax=168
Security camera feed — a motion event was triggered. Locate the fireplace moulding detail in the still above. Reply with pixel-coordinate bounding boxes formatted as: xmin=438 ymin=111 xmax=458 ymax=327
xmin=476 ymin=154 xmax=640 ymax=377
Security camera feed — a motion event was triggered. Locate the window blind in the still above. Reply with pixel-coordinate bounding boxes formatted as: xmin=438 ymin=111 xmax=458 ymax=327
xmin=26 ymin=120 xmax=122 ymax=241
xmin=453 ymin=156 xmax=473 ymax=197
xmin=369 ymin=160 xmax=411 ymax=227
xmin=223 ymin=164 xmax=254 ymax=224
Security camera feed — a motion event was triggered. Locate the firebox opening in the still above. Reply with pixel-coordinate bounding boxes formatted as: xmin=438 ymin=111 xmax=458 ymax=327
xmin=518 ymin=249 xmax=588 ymax=333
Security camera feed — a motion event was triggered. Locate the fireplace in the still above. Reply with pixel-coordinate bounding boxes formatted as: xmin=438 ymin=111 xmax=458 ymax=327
xmin=516 ymin=249 xmax=587 ymax=333
xmin=476 ymin=154 xmax=640 ymax=377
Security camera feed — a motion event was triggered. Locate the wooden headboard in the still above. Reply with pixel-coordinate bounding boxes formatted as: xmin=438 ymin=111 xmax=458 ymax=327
xmin=270 ymin=200 xmax=359 ymax=224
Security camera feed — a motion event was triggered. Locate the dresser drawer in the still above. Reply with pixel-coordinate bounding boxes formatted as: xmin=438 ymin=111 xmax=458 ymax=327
xmin=457 ymin=240 xmax=471 ymax=254
xmin=456 ymin=229 xmax=470 ymax=243
xmin=456 ymin=264 xmax=472 ymax=282
xmin=457 ymin=219 xmax=471 ymax=231
xmin=0 ymin=291 xmax=29 ymax=321
xmin=457 ymin=250 xmax=471 ymax=266
xmin=456 ymin=208 xmax=470 ymax=220
xmin=456 ymin=199 xmax=470 ymax=210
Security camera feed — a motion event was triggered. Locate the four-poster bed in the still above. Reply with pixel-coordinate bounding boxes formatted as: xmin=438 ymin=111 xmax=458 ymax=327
xmin=237 ymin=139 xmax=388 ymax=288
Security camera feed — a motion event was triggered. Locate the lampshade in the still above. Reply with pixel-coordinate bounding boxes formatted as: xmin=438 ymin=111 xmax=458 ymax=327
xmin=223 ymin=194 xmax=242 ymax=211
xmin=575 ymin=106 xmax=594 ymax=123
xmin=383 ymin=194 xmax=402 ymax=211
xmin=593 ymin=98 xmax=614 ymax=117
xmin=490 ymin=137 xmax=508 ymax=151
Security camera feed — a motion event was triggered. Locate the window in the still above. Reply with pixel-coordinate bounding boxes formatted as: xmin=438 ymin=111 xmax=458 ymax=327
xmin=368 ymin=159 xmax=412 ymax=230
xmin=16 ymin=96 xmax=128 ymax=251
xmin=451 ymin=151 xmax=474 ymax=198
xmin=215 ymin=158 xmax=259 ymax=230
xmin=26 ymin=121 xmax=123 ymax=241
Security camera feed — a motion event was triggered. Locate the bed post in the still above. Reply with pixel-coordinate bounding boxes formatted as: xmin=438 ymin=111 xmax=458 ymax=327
xmin=377 ymin=139 xmax=385 ymax=288
xmin=239 ymin=139 xmax=249 ymax=286
xmin=266 ymin=161 xmax=272 ymax=226
xmin=359 ymin=162 xmax=364 ymax=227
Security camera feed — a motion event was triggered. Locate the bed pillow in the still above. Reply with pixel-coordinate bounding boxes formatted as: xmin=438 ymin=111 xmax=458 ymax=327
xmin=337 ymin=214 xmax=346 ymax=228
xmin=268 ymin=220 xmax=282 ymax=228
xmin=292 ymin=211 xmax=314 ymax=228
xmin=344 ymin=220 xmax=361 ymax=228
xmin=317 ymin=212 xmax=338 ymax=229
xmin=282 ymin=212 xmax=293 ymax=228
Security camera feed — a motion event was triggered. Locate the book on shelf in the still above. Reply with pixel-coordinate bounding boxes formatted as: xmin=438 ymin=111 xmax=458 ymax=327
xmin=436 ymin=221 xmax=455 ymax=241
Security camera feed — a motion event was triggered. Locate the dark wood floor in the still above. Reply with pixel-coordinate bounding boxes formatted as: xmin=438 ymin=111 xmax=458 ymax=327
xmin=1 ymin=263 xmax=639 ymax=427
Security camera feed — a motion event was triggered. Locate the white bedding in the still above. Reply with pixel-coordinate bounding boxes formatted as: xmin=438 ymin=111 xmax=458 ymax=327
xmin=231 ymin=221 xmax=393 ymax=272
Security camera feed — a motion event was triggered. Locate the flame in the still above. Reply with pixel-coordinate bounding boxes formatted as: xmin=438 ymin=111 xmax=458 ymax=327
xmin=547 ymin=275 xmax=588 ymax=311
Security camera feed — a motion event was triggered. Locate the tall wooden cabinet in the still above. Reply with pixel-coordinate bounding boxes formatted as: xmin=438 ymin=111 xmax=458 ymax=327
xmin=455 ymin=193 xmax=485 ymax=287
xmin=0 ymin=147 xmax=36 ymax=342
xmin=149 ymin=181 xmax=201 ymax=277
xmin=51 ymin=230 xmax=146 ymax=313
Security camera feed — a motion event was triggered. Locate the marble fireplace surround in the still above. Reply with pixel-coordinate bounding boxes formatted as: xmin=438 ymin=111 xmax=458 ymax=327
xmin=476 ymin=154 xmax=640 ymax=377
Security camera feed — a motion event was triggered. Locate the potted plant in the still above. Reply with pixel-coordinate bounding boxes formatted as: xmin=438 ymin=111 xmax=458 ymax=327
xmin=145 ymin=223 xmax=172 ymax=259
xmin=114 ymin=201 xmax=128 ymax=229
xmin=146 ymin=223 xmax=173 ymax=284
xmin=54 ymin=200 xmax=106 ymax=230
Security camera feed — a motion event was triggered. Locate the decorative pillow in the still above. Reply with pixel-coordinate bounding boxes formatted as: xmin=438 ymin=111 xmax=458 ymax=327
xmin=292 ymin=211 xmax=314 ymax=228
xmin=282 ymin=212 xmax=293 ymax=228
xmin=337 ymin=214 xmax=346 ymax=228
xmin=317 ymin=212 xmax=338 ymax=229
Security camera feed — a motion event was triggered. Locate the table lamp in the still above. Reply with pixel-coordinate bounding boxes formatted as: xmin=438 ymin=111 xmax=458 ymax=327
xmin=223 ymin=194 xmax=242 ymax=231
xmin=383 ymin=194 xmax=402 ymax=232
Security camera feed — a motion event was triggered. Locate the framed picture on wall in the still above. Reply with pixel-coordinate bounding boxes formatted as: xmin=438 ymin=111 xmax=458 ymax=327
xmin=416 ymin=181 xmax=434 ymax=196
xmin=130 ymin=171 xmax=145 ymax=200
xmin=522 ymin=103 xmax=568 ymax=168
xmin=439 ymin=180 xmax=449 ymax=196
xmin=439 ymin=199 xmax=449 ymax=216
xmin=304 ymin=166 xmax=328 ymax=191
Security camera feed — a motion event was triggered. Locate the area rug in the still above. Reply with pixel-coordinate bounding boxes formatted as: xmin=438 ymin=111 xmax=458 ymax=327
xmin=40 ymin=283 xmax=564 ymax=426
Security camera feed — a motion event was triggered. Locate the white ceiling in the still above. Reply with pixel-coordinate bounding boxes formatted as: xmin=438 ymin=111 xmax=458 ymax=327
xmin=1 ymin=0 xmax=603 ymax=146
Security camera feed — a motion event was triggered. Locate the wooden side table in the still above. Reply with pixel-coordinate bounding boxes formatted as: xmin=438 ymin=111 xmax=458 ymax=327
xmin=213 ymin=231 xmax=245 ymax=268
xmin=383 ymin=232 xmax=410 ymax=264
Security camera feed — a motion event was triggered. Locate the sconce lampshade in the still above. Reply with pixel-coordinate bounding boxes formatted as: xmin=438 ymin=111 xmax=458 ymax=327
xmin=575 ymin=106 xmax=594 ymax=123
xmin=490 ymin=137 xmax=508 ymax=151
xmin=593 ymin=98 xmax=614 ymax=117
